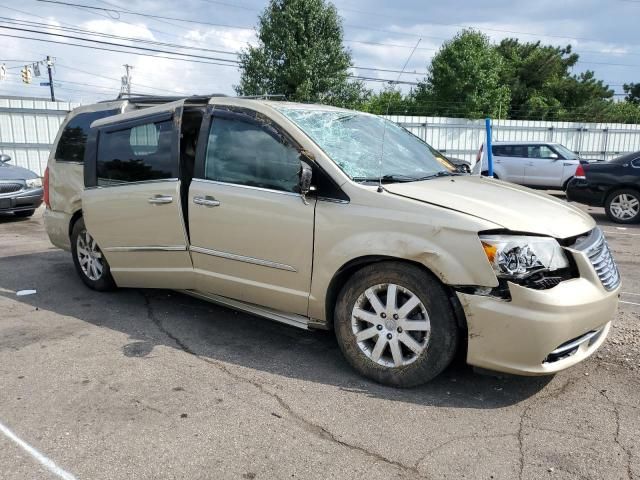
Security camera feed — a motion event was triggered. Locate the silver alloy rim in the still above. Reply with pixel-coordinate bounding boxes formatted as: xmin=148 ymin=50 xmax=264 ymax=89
xmin=76 ymin=230 xmax=104 ymax=281
xmin=351 ymin=283 xmax=431 ymax=368
xmin=610 ymin=193 xmax=640 ymax=220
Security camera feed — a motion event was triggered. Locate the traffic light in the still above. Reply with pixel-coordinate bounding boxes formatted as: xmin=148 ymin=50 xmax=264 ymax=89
xmin=21 ymin=66 xmax=32 ymax=84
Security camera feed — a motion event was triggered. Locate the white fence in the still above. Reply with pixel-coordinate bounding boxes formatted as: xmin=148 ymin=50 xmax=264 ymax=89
xmin=2 ymin=96 xmax=640 ymax=177
xmin=387 ymin=115 xmax=640 ymax=163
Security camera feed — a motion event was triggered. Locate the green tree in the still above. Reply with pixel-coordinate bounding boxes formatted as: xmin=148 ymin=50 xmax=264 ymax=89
xmin=623 ymin=83 xmax=640 ymax=104
xmin=413 ymin=29 xmax=510 ymax=119
xmin=360 ymin=86 xmax=414 ymax=115
xmin=495 ymin=39 xmax=614 ymax=120
xmin=235 ymin=0 xmax=368 ymax=107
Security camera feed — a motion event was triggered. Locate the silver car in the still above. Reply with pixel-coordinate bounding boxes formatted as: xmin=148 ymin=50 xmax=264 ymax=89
xmin=0 ymin=154 xmax=43 ymax=217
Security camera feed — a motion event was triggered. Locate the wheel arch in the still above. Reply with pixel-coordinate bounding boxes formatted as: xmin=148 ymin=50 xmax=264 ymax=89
xmin=68 ymin=209 xmax=83 ymax=239
xmin=604 ymin=184 xmax=640 ymax=201
xmin=323 ymin=255 xmax=467 ymax=332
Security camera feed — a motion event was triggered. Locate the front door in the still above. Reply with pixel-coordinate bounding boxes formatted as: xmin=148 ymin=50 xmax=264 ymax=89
xmin=82 ymin=102 xmax=193 ymax=288
xmin=524 ymin=144 xmax=565 ymax=187
xmin=188 ymin=106 xmax=315 ymax=316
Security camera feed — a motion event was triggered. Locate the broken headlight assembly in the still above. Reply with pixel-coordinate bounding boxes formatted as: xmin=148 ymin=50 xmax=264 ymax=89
xmin=479 ymin=235 xmax=574 ymax=297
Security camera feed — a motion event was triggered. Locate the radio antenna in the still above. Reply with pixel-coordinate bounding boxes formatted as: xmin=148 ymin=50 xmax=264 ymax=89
xmin=377 ymin=38 xmax=422 ymax=193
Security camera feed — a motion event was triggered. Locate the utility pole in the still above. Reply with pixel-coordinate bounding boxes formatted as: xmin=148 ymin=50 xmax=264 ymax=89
xmin=46 ymin=56 xmax=55 ymax=101
xmin=121 ymin=64 xmax=133 ymax=96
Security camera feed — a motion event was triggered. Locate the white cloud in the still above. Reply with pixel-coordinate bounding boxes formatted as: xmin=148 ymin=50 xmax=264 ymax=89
xmin=82 ymin=19 xmax=156 ymax=40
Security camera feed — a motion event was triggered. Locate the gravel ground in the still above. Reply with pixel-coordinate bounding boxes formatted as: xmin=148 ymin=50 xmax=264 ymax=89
xmin=0 ymin=203 xmax=638 ymax=480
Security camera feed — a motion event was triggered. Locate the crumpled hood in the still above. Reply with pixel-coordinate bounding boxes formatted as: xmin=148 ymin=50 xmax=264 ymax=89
xmin=384 ymin=175 xmax=595 ymax=239
xmin=0 ymin=163 xmax=39 ymax=180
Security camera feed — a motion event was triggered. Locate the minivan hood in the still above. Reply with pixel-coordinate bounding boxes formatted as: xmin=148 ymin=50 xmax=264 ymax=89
xmin=384 ymin=175 xmax=595 ymax=239
xmin=0 ymin=163 xmax=38 ymax=180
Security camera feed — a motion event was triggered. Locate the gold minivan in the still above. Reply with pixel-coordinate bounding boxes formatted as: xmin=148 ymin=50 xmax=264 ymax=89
xmin=44 ymin=96 xmax=620 ymax=387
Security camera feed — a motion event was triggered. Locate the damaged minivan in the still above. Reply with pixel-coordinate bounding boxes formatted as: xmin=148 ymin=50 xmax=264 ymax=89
xmin=44 ymin=96 xmax=620 ymax=387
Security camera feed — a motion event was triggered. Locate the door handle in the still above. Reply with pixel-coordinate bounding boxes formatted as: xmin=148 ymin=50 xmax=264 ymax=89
xmin=193 ymin=196 xmax=221 ymax=207
xmin=148 ymin=195 xmax=173 ymax=205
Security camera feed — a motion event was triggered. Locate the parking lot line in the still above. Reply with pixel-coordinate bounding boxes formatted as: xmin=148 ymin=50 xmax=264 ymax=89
xmin=602 ymin=230 xmax=640 ymax=237
xmin=0 ymin=420 xmax=78 ymax=480
xmin=620 ymin=300 xmax=640 ymax=307
xmin=622 ymin=292 xmax=640 ymax=296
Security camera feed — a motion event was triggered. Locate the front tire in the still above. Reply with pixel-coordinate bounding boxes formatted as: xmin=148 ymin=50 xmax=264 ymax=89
xmin=605 ymin=189 xmax=640 ymax=224
xmin=334 ymin=262 xmax=459 ymax=387
xmin=71 ymin=217 xmax=116 ymax=291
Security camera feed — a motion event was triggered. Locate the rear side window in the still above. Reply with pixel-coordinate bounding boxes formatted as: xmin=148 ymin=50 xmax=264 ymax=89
xmin=55 ymin=109 xmax=119 ymax=163
xmin=492 ymin=145 xmax=527 ymax=157
xmin=204 ymin=115 xmax=301 ymax=193
xmin=96 ymin=120 xmax=176 ymax=186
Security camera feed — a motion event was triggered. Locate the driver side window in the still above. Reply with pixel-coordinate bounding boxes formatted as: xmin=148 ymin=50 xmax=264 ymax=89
xmin=204 ymin=115 xmax=301 ymax=193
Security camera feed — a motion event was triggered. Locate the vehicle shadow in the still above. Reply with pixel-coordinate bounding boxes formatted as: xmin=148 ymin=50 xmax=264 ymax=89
xmin=0 ymin=213 xmax=32 ymax=224
xmin=0 ymin=250 xmax=553 ymax=409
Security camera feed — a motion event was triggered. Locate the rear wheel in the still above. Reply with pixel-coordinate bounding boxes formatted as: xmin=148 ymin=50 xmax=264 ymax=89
xmin=71 ymin=217 xmax=116 ymax=291
xmin=14 ymin=209 xmax=35 ymax=218
xmin=605 ymin=189 xmax=640 ymax=224
xmin=334 ymin=262 xmax=459 ymax=387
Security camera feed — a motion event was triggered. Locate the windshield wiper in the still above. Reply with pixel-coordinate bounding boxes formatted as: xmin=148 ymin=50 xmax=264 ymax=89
xmin=412 ymin=171 xmax=456 ymax=181
xmin=352 ymin=174 xmax=419 ymax=184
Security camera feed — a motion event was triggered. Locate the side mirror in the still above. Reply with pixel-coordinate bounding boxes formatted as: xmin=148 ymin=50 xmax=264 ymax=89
xmin=0 ymin=154 xmax=10 ymax=163
xmin=299 ymin=162 xmax=313 ymax=205
xmin=549 ymin=153 xmax=559 ymax=160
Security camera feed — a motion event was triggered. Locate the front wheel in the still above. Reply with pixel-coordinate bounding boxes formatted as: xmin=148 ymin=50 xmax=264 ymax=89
xmin=605 ymin=189 xmax=640 ymax=224
xmin=71 ymin=217 xmax=116 ymax=291
xmin=334 ymin=262 xmax=459 ymax=387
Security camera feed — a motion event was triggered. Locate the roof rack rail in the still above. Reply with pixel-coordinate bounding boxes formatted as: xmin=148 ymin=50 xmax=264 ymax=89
xmin=98 ymin=93 xmax=229 ymax=104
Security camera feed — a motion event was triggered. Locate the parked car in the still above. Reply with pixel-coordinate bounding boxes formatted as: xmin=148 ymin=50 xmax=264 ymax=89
xmin=44 ymin=96 xmax=620 ymax=387
xmin=0 ymin=154 xmax=43 ymax=217
xmin=472 ymin=141 xmax=584 ymax=190
xmin=566 ymin=151 xmax=640 ymax=224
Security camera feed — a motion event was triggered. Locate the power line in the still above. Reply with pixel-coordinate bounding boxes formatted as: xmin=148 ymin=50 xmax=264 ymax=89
xmin=0 ymin=17 xmax=239 ymax=56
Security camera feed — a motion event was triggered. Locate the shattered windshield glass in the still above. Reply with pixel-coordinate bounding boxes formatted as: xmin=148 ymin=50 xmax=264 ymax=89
xmin=277 ymin=107 xmax=454 ymax=182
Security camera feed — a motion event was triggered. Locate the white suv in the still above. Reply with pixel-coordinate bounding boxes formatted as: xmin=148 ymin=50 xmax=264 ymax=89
xmin=472 ymin=141 xmax=581 ymax=190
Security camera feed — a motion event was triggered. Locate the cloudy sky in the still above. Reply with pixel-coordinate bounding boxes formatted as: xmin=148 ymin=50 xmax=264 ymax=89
xmin=0 ymin=0 xmax=638 ymax=103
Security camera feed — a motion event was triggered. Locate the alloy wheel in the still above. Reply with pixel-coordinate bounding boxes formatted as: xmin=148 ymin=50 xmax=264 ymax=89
xmin=610 ymin=193 xmax=640 ymax=221
xmin=351 ymin=283 xmax=431 ymax=368
xmin=76 ymin=230 xmax=104 ymax=281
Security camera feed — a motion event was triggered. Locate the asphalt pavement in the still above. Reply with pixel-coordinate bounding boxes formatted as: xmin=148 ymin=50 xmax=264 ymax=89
xmin=0 ymin=202 xmax=638 ymax=480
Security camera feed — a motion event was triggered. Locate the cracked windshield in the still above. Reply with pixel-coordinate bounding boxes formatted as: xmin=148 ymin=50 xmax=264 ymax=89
xmin=278 ymin=108 xmax=455 ymax=182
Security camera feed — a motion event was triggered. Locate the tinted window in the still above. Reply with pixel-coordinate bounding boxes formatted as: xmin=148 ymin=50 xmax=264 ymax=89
xmin=492 ymin=145 xmax=527 ymax=157
xmin=97 ymin=120 xmax=176 ymax=186
xmin=205 ymin=115 xmax=301 ymax=193
xmin=527 ymin=145 xmax=556 ymax=159
xmin=55 ymin=109 xmax=119 ymax=163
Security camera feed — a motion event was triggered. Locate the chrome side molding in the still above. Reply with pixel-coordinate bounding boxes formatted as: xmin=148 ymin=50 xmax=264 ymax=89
xmin=189 ymin=245 xmax=297 ymax=272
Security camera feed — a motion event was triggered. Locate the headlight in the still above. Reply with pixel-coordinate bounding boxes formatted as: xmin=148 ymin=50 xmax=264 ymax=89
xmin=26 ymin=178 xmax=42 ymax=188
xmin=480 ymin=235 xmax=569 ymax=279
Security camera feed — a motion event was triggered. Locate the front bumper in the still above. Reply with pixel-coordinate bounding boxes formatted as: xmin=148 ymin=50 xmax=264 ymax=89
xmin=0 ymin=187 xmax=43 ymax=213
xmin=458 ymin=246 xmax=619 ymax=375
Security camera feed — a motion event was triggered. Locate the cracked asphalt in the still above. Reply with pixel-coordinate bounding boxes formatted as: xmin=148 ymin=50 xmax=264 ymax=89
xmin=0 ymin=203 xmax=638 ymax=480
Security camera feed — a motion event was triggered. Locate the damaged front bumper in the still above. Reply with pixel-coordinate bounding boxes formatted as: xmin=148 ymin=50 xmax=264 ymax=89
xmin=456 ymin=241 xmax=620 ymax=376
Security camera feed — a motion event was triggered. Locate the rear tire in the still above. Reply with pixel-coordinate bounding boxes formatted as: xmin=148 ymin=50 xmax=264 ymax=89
xmin=70 ymin=217 xmax=116 ymax=291
xmin=605 ymin=189 xmax=640 ymax=224
xmin=14 ymin=209 xmax=35 ymax=218
xmin=334 ymin=262 xmax=459 ymax=387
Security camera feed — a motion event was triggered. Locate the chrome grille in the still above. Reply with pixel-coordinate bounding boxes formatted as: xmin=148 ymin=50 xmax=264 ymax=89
xmin=0 ymin=182 xmax=23 ymax=194
xmin=574 ymin=228 xmax=620 ymax=291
